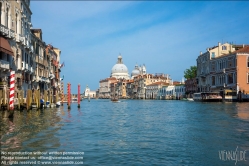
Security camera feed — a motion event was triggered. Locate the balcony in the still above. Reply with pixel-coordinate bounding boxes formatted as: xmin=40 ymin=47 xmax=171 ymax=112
xmin=16 ymin=33 xmax=20 ymax=42
xmin=0 ymin=24 xmax=9 ymax=36
xmin=0 ymin=24 xmax=16 ymax=39
xmin=0 ymin=60 xmax=10 ymax=71
xmin=10 ymin=29 xmax=15 ymax=39
xmin=39 ymin=76 xmax=49 ymax=83
xmin=19 ymin=34 xmax=25 ymax=45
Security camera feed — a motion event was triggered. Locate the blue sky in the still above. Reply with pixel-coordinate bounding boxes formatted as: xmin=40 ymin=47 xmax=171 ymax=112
xmin=30 ymin=1 xmax=249 ymax=93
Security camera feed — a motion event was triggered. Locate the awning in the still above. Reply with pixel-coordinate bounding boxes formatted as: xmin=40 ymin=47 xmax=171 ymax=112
xmin=0 ymin=37 xmax=14 ymax=56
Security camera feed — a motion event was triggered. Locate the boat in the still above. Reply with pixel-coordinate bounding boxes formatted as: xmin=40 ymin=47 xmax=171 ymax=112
xmin=72 ymin=98 xmax=78 ymax=103
xmin=111 ymin=98 xmax=119 ymax=102
xmin=56 ymin=101 xmax=61 ymax=108
xmin=187 ymin=98 xmax=194 ymax=101
xmin=110 ymin=95 xmax=119 ymax=102
xmin=193 ymin=92 xmax=222 ymax=102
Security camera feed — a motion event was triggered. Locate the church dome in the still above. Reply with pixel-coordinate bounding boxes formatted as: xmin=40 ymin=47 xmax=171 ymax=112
xmin=111 ymin=55 xmax=130 ymax=79
xmin=131 ymin=64 xmax=140 ymax=76
xmin=111 ymin=64 xmax=128 ymax=74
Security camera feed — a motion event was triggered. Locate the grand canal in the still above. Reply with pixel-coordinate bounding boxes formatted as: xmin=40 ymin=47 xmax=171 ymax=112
xmin=1 ymin=100 xmax=249 ymax=165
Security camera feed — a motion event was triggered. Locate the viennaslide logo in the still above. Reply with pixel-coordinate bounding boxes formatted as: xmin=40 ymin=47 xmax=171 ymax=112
xmin=219 ymin=146 xmax=247 ymax=165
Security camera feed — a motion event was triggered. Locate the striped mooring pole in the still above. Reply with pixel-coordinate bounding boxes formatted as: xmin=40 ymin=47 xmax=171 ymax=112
xmin=9 ymin=70 xmax=15 ymax=110
xmin=78 ymin=84 xmax=80 ymax=108
xmin=67 ymin=82 xmax=71 ymax=109
xmin=61 ymin=82 xmax=64 ymax=106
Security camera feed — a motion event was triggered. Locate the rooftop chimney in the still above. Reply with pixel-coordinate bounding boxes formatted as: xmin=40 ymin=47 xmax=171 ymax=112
xmin=200 ymin=51 xmax=202 ymax=55
xmin=218 ymin=42 xmax=221 ymax=46
xmin=243 ymin=44 xmax=245 ymax=48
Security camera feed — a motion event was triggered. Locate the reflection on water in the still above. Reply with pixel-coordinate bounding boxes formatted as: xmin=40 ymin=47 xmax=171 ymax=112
xmin=236 ymin=103 xmax=249 ymax=120
xmin=0 ymin=100 xmax=249 ymax=165
xmin=1 ymin=109 xmax=62 ymax=152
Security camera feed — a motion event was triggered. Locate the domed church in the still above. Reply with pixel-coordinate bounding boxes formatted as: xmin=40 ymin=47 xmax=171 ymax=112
xmin=131 ymin=64 xmax=146 ymax=78
xmin=110 ymin=55 xmax=130 ymax=80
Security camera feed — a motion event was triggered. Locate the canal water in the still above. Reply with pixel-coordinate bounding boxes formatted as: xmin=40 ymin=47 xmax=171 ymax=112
xmin=1 ymin=100 xmax=249 ymax=165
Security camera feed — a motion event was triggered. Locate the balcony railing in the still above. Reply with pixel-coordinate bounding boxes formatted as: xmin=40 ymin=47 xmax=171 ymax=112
xmin=0 ymin=24 xmax=9 ymax=36
xmin=0 ymin=60 xmax=10 ymax=70
xmin=0 ymin=24 xmax=16 ymax=39
xmin=19 ymin=34 xmax=25 ymax=45
xmin=10 ymin=29 xmax=15 ymax=39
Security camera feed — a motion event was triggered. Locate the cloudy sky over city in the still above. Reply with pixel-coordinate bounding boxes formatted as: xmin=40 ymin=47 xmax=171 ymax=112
xmin=31 ymin=1 xmax=249 ymax=92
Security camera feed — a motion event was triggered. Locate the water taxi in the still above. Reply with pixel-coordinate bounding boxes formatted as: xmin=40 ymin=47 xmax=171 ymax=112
xmin=193 ymin=92 xmax=222 ymax=102
xmin=72 ymin=98 xmax=78 ymax=103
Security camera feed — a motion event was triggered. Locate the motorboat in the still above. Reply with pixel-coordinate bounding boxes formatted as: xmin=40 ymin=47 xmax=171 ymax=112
xmin=193 ymin=92 xmax=222 ymax=102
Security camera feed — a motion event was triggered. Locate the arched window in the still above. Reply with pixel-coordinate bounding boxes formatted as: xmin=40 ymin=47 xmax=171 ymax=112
xmin=6 ymin=7 xmax=9 ymax=28
xmin=16 ymin=13 xmax=18 ymax=32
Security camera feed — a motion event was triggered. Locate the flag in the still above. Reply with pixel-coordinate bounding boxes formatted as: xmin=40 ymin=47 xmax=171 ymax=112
xmin=60 ymin=62 xmax=65 ymax=68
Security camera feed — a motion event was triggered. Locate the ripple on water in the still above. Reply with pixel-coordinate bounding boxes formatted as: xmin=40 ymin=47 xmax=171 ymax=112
xmin=1 ymin=101 xmax=249 ymax=165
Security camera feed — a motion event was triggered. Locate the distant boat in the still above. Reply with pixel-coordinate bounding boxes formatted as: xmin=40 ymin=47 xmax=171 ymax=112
xmin=72 ymin=98 xmax=78 ymax=103
xmin=187 ymin=98 xmax=194 ymax=101
xmin=193 ymin=92 xmax=222 ymax=102
xmin=111 ymin=95 xmax=119 ymax=102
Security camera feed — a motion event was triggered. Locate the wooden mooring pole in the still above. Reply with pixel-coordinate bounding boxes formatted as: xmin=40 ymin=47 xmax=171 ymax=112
xmin=78 ymin=84 xmax=80 ymax=108
xmin=67 ymin=82 xmax=71 ymax=109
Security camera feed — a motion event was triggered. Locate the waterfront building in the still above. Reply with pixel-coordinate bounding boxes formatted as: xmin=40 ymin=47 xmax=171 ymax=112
xmin=83 ymin=85 xmax=96 ymax=98
xmin=157 ymin=81 xmax=185 ymax=99
xmin=196 ymin=42 xmax=241 ymax=92
xmin=116 ymin=78 xmax=134 ymax=99
xmin=0 ymin=0 xmax=62 ymax=104
xmin=95 ymin=89 xmax=99 ymax=98
xmin=134 ymin=73 xmax=171 ymax=99
xmin=51 ymin=46 xmax=62 ymax=102
xmin=0 ymin=0 xmax=33 ymax=96
xmin=208 ymin=45 xmax=249 ymax=101
xmin=126 ymin=79 xmax=134 ymax=99
xmin=31 ymin=29 xmax=48 ymax=93
xmin=110 ymin=80 xmax=118 ymax=98
xmin=99 ymin=77 xmax=117 ymax=98
xmin=185 ymin=78 xmax=197 ymax=98
xmin=174 ymin=84 xmax=186 ymax=99
xmin=145 ymin=82 xmax=169 ymax=99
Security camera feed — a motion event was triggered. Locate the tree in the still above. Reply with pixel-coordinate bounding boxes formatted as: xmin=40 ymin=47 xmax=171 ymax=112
xmin=184 ymin=66 xmax=197 ymax=79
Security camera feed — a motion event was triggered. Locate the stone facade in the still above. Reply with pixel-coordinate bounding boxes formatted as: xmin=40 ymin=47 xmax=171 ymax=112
xmin=0 ymin=0 xmax=62 ymax=103
xmin=197 ymin=43 xmax=249 ymax=101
